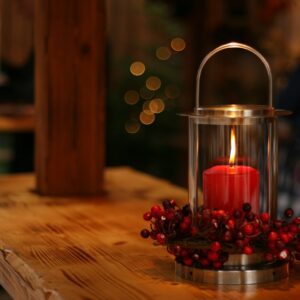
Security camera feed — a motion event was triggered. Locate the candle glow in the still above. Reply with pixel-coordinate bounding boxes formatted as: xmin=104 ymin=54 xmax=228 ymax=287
xmin=229 ymin=127 xmax=236 ymax=166
xmin=203 ymin=126 xmax=260 ymax=213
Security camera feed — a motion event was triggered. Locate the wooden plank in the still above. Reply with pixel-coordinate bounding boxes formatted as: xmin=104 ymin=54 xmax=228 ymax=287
xmin=35 ymin=0 xmax=106 ymax=195
xmin=0 ymin=168 xmax=299 ymax=299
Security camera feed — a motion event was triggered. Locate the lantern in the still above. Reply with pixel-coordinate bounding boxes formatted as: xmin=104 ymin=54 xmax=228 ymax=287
xmin=177 ymin=42 xmax=291 ymax=284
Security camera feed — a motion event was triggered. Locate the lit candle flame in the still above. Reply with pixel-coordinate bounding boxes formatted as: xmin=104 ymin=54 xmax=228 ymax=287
xmin=229 ymin=127 xmax=236 ymax=165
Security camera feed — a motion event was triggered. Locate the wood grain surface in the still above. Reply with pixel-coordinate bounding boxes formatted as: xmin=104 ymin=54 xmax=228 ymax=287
xmin=0 ymin=168 xmax=299 ymax=300
xmin=35 ymin=0 xmax=105 ymax=195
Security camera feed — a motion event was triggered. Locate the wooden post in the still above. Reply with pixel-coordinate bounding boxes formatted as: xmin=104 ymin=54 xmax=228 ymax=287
xmin=35 ymin=0 xmax=105 ymax=195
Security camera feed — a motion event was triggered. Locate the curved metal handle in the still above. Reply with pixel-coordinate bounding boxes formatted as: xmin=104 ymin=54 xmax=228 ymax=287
xmin=195 ymin=42 xmax=273 ymax=109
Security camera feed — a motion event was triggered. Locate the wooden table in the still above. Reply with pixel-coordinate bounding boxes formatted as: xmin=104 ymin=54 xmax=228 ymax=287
xmin=0 ymin=167 xmax=299 ymax=299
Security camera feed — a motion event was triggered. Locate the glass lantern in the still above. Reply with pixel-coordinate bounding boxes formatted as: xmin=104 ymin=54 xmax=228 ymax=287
xmin=184 ymin=42 xmax=290 ymax=220
xmin=177 ymin=42 xmax=291 ymax=284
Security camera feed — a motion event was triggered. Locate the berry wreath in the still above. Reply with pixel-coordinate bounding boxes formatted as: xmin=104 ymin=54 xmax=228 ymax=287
xmin=140 ymin=200 xmax=299 ymax=269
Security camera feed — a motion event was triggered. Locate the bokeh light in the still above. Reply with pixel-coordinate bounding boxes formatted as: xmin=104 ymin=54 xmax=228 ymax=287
xmin=146 ymin=76 xmax=161 ymax=91
xmin=125 ymin=120 xmax=141 ymax=134
xmin=170 ymin=37 xmax=186 ymax=52
xmin=124 ymin=90 xmax=139 ymax=105
xmin=143 ymin=101 xmax=152 ymax=115
xmin=156 ymin=46 xmax=172 ymax=61
xmin=130 ymin=61 xmax=145 ymax=76
xmin=165 ymin=85 xmax=180 ymax=99
xmin=140 ymin=111 xmax=155 ymax=125
xmin=149 ymin=98 xmax=165 ymax=114
xmin=140 ymin=86 xmax=155 ymax=99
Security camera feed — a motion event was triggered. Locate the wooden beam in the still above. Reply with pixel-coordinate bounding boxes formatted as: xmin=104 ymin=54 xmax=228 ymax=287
xmin=35 ymin=0 xmax=106 ymax=195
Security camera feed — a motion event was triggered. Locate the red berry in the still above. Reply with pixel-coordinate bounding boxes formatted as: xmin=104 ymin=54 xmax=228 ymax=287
xmin=165 ymin=210 xmax=175 ymax=220
xmin=226 ymin=219 xmax=235 ymax=230
xmin=190 ymin=226 xmax=199 ymax=236
xmin=180 ymin=248 xmax=189 ymax=257
xmin=235 ymin=239 xmax=244 ymax=248
xmin=183 ymin=216 xmax=191 ymax=225
xmin=207 ymin=251 xmax=219 ymax=262
xmin=179 ymin=222 xmax=190 ymax=232
xmin=243 ymin=224 xmax=254 ymax=236
xmin=140 ymin=229 xmax=150 ymax=238
xmin=262 ymin=224 xmax=271 ymax=233
xmin=243 ymin=245 xmax=254 ymax=255
xmin=293 ymin=217 xmax=300 ymax=225
xmin=268 ymin=231 xmax=278 ymax=241
xmin=192 ymin=253 xmax=200 ymax=261
xmin=183 ymin=257 xmax=193 ymax=266
xmin=213 ymin=261 xmax=222 ymax=269
xmin=151 ymin=205 xmax=162 ymax=218
xmin=278 ymin=249 xmax=289 ymax=260
xmin=162 ymin=199 xmax=172 ymax=210
xmin=284 ymin=208 xmax=294 ymax=218
xmin=168 ymin=245 xmax=181 ymax=255
xmin=253 ymin=227 xmax=261 ymax=235
xmin=287 ymin=232 xmax=294 ymax=241
xmin=211 ymin=219 xmax=218 ymax=229
xmin=150 ymin=231 xmax=157 ymax=240
xmin=170 ymin=199 xmax=177 ymax=207
xmin=210 ymin=241 xmax=221 ymax=252
xmin=264 ymin=252 xmax=274 ymax=262
xmin=236 ymin=231 xmax=244 ymax=239
xmin=223 ymin=230 xmax=233 ymax=242
xmin=260 ymin=212 xmax=270 ymax=223
xmin=200 ymin=258 xmax=210 ymax=267
xmin=289 ymin=224 xmax=299 ymax=233
xmin=280 ymin=233 xmax=290 ymax=244
xmin=282 ymin=225 xmax=289 ymax=233
xmin=216 ymin=210 xmax=225 ymax=218
xmin=156 ymin=233 xmax=166 ymax=245
xmin=212 ymin=210 xmax=225 ymax=219
xmin=143 ymin=211 xmax=152 ymax=221
xmin=274 ymin=220 xmax=283 ymax=229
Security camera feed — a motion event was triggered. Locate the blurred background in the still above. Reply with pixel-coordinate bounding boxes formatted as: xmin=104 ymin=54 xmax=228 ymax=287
xmin=0 ymin=0 xmax=300 ymax=211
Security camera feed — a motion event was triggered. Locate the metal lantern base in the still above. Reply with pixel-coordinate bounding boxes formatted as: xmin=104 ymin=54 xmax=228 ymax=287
xmin=175 ymin=254 xmax=289 ymax=285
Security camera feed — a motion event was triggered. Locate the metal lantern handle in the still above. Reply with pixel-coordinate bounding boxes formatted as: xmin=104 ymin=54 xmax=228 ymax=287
xmin=195 ymin=42 xmax=273 ymax=109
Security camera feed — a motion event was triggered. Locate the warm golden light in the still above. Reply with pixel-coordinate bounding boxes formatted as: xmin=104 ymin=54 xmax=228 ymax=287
xmin=130 ymin=61 xmax=145 ymax=76
xmin=146 ymin=76 xmax=161 ymax=91
xmin=140 ymin=111 xmax=155 ymax=125
xmin=125 ymin=120 xmax=141 ymax=134
xmin=170 ymin=37 xmax=186 ymax=52
xmin=143 ymin=101 xmax=152 ymax=115
xmin=156 ymin=46 xmax=171 ymax=60
xmin=149 ymin=98 xmax=165 ymax=113
xmin=124 ymin=90 xmax=139 ymax=105
xmin=229 ymin=127 xmax=236 ymax=165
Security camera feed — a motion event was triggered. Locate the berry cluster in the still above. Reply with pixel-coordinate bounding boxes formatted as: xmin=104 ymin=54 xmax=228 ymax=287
xmin=140 ymin=200 xmax=300 ymax=269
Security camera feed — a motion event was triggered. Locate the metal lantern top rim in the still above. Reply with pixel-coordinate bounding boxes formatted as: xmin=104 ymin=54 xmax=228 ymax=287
xmin=179 ymin=104 xmax=291 ymax=119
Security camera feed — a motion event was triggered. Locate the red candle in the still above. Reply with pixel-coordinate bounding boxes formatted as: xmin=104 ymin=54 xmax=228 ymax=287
xmin=203 ymin=165 xmax=260 ymax=213
xmin=203 ymin=128 xmax=260 ymax=213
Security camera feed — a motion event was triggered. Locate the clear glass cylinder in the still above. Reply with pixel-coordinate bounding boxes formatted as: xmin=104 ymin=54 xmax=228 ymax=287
xmin=188 ymin=106 xmax=278 ymax=218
